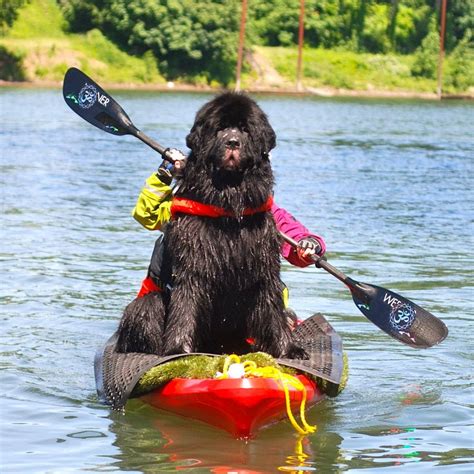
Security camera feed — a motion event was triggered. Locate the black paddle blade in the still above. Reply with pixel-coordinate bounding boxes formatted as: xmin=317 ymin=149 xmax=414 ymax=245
xmin=351 ymin=283 xmax=448 ymax=348
xmin=63 ymin=67 xmax=135 ymax=136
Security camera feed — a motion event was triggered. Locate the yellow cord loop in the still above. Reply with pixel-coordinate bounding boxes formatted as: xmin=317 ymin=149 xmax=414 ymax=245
xmin=217 ymin=354 xmax=316 ymax=435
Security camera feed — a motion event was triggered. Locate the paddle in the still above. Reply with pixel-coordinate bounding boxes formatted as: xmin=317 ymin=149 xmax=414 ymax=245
xmin=280 ymin=232 xmax=448 ymax=348
xmin=62 ymin=67 xmax=175 ymax=161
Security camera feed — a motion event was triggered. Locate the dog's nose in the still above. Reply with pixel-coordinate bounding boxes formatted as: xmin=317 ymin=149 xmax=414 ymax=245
xmin=226 ymin=136 xmax=240 ymax=149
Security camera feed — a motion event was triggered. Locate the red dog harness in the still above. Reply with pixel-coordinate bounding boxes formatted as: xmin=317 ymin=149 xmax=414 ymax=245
xmin=170 ymin=196 xmax=274 ymax=218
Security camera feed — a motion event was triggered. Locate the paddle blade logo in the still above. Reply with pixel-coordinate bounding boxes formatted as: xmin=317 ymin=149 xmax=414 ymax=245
xmin=389 ymin=301 xmax=416 ymax=331
xmin=76 ymin=83 xmax=111 ymax=109
xmin=77 ymin=83 xmax=99 ymax=109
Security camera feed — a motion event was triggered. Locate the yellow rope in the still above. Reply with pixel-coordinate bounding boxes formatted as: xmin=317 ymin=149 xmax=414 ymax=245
xmin=217 ymin=354 xmax=316 ymax=435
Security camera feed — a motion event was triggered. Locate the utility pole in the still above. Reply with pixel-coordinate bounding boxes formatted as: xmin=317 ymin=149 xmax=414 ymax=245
xmin=437 ymin=0 xmax=448 ymax=99
xmin=296 ymin=0 xmax=305 ymax=91
xmin=235 ymin=0 xmax=248 ymax=92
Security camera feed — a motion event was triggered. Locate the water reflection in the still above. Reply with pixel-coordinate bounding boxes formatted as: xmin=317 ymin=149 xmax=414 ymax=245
xmin=106 ymin=400 xmax=473 ymax=472
xmin=106 ymin=399 xmax=345 ymax=473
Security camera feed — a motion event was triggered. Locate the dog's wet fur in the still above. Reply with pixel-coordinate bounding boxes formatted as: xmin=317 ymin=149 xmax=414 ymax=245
xmin=117 ymin=92 xmax=306 ymax=359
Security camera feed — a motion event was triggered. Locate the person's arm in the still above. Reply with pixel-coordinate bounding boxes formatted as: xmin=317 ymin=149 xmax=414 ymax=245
xmin=271 ymin=202 xmax=326 ymax=268
xmin=132 ymin=149 xmax=187 ymax=231
xmin=132 ymin=173 xmax=173 ymax=230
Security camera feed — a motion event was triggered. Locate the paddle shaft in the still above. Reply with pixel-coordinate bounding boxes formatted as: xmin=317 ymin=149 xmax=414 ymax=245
xmin=129 ymin=126 xmax=169 ymax=158
xmin=280 ymin=232 xmax=362 ymax=291
xmin=96 ymin=103 xmax=174 ymax=161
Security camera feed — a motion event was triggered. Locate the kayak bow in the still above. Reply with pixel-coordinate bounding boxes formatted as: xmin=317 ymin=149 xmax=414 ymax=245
xmin=141 ymin=374 xmax=324 ymax=438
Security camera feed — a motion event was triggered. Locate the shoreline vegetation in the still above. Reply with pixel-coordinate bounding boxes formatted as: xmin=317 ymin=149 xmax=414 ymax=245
xmin=3 ymin=77 xmax=472 ymax=101
xmin=1 ymin=0 xmax=473 ymax=100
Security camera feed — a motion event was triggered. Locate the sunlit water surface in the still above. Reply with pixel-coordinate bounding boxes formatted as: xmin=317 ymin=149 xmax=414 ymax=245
xmin=1 ymin=88 xmax=473 ymax=473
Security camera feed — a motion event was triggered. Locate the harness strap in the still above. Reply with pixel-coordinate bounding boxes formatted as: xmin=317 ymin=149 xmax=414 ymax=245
xmin=170 ymin=196 xmax=273 ymax=218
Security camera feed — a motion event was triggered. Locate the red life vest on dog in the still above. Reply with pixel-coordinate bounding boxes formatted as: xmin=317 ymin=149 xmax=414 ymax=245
xmin=137 ymin=196 xmax=273 ymax=298
xmin=170 ymin=196 xmax=274 ymax=218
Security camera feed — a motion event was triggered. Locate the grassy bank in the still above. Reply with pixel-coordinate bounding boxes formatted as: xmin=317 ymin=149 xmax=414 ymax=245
xmin=1 ymin=0 xmax=472 ymax=97
xmin=254 ymin=46 xmax=473 ymax=96
xmin=256 ymin=46 xmax=434 ymax=92
xmin=0 ymin=0 xmax=164 ymax=85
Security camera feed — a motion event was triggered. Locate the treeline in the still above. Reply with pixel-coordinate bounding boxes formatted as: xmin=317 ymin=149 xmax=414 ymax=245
xmin=58 ymin=0 xmax=472 ymax=84
xmin=2 ymin=0 xmax=473 ymax=85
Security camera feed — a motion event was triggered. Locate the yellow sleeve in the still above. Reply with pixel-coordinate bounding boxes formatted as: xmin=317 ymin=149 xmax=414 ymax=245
xmin=132 ymin=173 xmax=173 ymax=230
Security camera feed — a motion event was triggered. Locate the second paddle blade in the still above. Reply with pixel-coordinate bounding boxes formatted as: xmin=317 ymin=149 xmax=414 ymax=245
xmin=351 ymin=283 xmax=448 ymax=348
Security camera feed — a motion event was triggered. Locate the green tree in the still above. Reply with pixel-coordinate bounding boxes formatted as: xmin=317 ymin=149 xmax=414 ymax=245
xmin=60 ymin=0 xmax=240 ymax=85
xmin=445 ymin=32 xmax=474 ymax=90
xmin=411 ymin=17 xmax=439 ymax=78
xmin=248 ymin=0 xmax=360 ymax=49
xmin=304 ymin=0 xmax=355 ymax=49
xmin=446 ymin=0 xmax=474 ymax=51
xmin=359 ymin=2 xmax=391 ymax=52
xmin=59 ymin=0 xmax=103 ymax=33
xmin=248 ymin=0 xmax=300 ymax=47
xmin=247 ymin=0 xmax=436 ymax=53
xmin=389 ymin=0 xmax=431 ymax=53
xmin=1 ymin=0 xmax=28 ymax=34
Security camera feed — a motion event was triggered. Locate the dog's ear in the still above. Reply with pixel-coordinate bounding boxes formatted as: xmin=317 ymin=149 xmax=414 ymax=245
xmin=253 ymin=116 xmax=276 ymax=157
xmin=243 ymin=97 xmax=276 ymax=155
xmin=186 ymin=116 xmax=207 ymax=151
xmin=264 ymin=125 xmax=276 ymax=153
xmin=185 ymin=127 xmax=199 ymax=151
xmin=186 ymin=98 xmax=216 ymax=151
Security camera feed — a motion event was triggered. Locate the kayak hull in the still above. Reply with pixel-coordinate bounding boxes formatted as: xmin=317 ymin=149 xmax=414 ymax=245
xmin=141 ymin=374 xmax=323 ymax=438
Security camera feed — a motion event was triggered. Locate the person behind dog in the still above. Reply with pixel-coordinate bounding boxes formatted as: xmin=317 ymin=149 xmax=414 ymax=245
xmin=133 ymin=148 xmax=326 ymax=298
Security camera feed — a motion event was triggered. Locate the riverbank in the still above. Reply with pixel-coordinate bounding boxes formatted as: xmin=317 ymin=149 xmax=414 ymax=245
xmin=2 ymin=77 xmax=472 ymax=101
xmin=1 ymin=0 xmax=472 ymax=100
xmin=1 ymin=40 xmax=472 ymax=100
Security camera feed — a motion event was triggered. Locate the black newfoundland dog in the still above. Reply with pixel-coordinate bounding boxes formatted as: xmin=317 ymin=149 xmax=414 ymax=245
xmin=117 ymin=92 xmax=305 ymax=359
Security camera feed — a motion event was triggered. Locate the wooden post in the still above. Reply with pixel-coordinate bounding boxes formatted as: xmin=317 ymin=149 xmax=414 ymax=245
xmin=235 ymin=0 xmax=248 ymax=92
xmin=437 ymin=0 xmax=448 ymax=99
xmin=296 ymin=0 xmax=305 ymax=91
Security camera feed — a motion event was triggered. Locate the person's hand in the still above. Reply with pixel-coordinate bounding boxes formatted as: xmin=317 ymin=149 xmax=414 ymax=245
xmin=296 ymin=237 xmax=322 ymax=264
xmin=157 ymin=148 xmax=187 ymax=184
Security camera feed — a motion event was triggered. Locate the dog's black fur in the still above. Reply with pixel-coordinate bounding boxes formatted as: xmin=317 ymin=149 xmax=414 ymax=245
xmin=117 ymin=92 xmax=305 ymax=359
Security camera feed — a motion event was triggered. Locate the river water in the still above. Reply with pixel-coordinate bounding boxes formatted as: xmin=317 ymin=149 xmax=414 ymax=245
xmin=1 ymin=88 xmax=473 ymax=473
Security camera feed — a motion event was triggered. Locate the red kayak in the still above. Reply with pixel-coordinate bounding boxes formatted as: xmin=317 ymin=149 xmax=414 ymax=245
xmin=140 ymin=374 xmax=324 ymax=438
xmin=95 ymin=314 xmax=344 ymax=438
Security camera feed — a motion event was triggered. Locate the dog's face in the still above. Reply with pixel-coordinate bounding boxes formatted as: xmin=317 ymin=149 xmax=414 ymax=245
xmin=215 ymin=127 xmax=248 ymax=171
xmin=185 ymin=93 xmax=276 ymax=177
